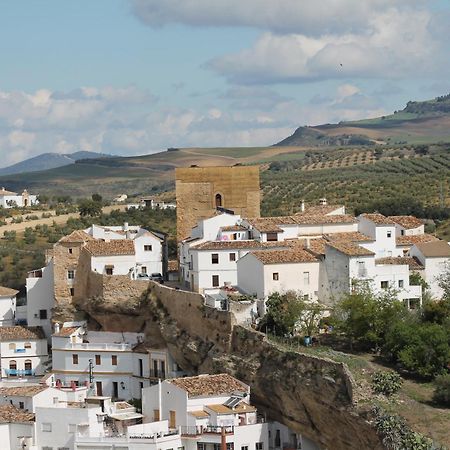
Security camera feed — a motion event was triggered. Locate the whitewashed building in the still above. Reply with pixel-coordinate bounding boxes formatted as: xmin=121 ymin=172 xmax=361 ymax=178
xmin=142 ymin=373 xmax=269 ymax=450
xmin=410 ymin=240 xmax=450 ymax=299
xmin=0 ymin=326 xmax=48 ymax=378
xmin=0 ymin=404 xmax=35 ymax=450
xmin=51 ymin=324 xmax=182 ymax=400
xmin=0 ymin=286 xmax=18 ymax=327
xmin=0 ymin=187 xmax=38 ymax=208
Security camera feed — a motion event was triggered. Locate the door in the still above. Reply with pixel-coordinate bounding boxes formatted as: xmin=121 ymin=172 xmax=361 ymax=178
xmin=169 ymin=410 xmax=176 ymax=429
xmin=112 ymin=382 xmax=118 ymax=399
xmin=96 ymin=381 xmax=103 ymax=396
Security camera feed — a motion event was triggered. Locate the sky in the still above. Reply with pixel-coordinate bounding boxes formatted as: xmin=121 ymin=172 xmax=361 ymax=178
xmin=0 ymin=0 xmax=449 ymax=167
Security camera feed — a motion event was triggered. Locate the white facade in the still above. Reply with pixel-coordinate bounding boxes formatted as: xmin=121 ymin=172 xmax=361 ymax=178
xmin=0 ymin=288 xmax=18 ymax=327
xmin=0 ymin=327 xmax=48 ymax=378
xmin=237 ymin=254 xmax=320 ymax=301
xmin=0 ymin=418 xmax=34 ymax=450
xmin=26 ymin=261 xmax=54 ymax=339
xmin=0 ymin=188 xmax=38 ymax=208
xmin=357 ymin=216 xmax=401 ymax=258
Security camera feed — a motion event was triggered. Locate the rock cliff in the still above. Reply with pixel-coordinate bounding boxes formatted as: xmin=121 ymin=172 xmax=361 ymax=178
xmin=73 ymin=280 xmax=385 ymax=450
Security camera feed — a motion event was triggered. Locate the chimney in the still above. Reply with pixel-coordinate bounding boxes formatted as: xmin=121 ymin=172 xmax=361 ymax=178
xmin=300 ymin=200 xmax=305 ymax=212
xmin=123 ymin=222 xmax=129 ymax=232
xmin=54 ymin=323 xmax=60 ymax=334
xmin=305 ymin=238 xmax=311 ymax=249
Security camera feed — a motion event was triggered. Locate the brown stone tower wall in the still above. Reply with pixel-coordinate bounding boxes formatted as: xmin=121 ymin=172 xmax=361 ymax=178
xmin=175 ymin=166 xmax=260 ymax=241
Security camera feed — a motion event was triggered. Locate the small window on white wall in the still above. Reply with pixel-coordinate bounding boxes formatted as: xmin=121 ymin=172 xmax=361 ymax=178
xmin=387 ymin=231 xmax=392 ymax=238
xmin=303 ymin=272 xmax=310 ymax=285
xmin=41 ymin=422 xmax=52 ymax=432
xmin=144 ymin=245 xmax=152 ymax=251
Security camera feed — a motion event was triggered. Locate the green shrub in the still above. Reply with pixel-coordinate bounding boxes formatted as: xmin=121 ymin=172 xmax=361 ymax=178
xmin=371 ymin=371 xmax=403 ymax=396
xmin=433 ymin=374 xmax=450 ymax=406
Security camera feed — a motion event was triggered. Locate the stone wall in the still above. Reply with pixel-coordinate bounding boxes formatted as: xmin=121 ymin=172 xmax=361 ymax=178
xmin=175 ymin=166 xmax=261 ymax=241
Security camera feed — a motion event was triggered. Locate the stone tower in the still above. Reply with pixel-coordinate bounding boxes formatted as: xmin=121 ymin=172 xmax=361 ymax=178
xmin=175 ymin=165 xmax=260 ymax=241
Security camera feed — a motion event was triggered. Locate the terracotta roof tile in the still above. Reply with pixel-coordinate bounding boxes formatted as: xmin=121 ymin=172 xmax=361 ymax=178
xmin=168 ymin=373 xmax=248 ymax=397
xmin=359 ymin=213 xmax=395 ymax=225
xmin=221 ymin=225 xmax=247 ymax=232
xmin=289 ymin=238 xmax=327 ymax=256
xmin=326 ymin=241 xmax=374 ymax=257
xmin=415 ymin=241 xmax=450 ymax=258
xmin=0 ymin=404 xmax=34 ymax=423
xmin=396 ymin=234 xmax=439 ymax=246
xmin=58 ymin=230 xmax=95 ymax=243
xmin=375 ymin=257 xmax=424 ymax=270
xmin=84 ymin=240 xmax=135 ymax=256
xmin=250 ymin=249 xmax=318 ymax=265
xmin=325 ymin=232 xmax=374 ymax=242
xmin=388 ymin=216 xmax=424 ymax=229
xmin=192 ymin=240 xmax=289 ymax=251
xmin=206 ymin=404 xmax=234 ymax=414
xmin=0 ymin=188 xmax=18 ymax=196
xmin=167 ymin=260 xmax=179 ymax=272
xmin=0 ymin=326 xmax=45 ymax=341
xmin=189 ymin=410 xmax=210 ymax=418
xmin=293 ymin=214 xmax=356 ymax=225
xmin=0 ymin=286 xmax=19 ymax=297
xmin=297 ymin=204 xmax=344 ymax=215
xmin=53 ymin=326 xmax=79 ymax=337
xmin=0 ymin=385 xmax=47 ymax=397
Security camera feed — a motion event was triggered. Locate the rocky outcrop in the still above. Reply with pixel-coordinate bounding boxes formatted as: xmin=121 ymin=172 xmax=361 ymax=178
xmin=74 ymin=279 xmax=384 ymax=450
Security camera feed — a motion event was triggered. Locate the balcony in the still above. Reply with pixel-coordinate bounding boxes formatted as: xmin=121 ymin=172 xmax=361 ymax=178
xmin=181 ymin=425 xmax=234 ymax=437
xmin=5 ymin=369 xmax=35 ymax=377
xmin=63 ymin=342 xmax=132 ymax=351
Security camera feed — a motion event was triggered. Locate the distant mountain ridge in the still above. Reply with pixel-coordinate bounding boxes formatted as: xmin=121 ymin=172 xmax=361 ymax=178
xmin=276 ymin=93 xmax=450 ymax=147
xmin=0 ymin=151 xmax=113 ymax=176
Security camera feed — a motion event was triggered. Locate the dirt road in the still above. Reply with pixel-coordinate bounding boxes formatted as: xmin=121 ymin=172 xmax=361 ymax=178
xmin=0 ymin=205 xmax=128 ymax=234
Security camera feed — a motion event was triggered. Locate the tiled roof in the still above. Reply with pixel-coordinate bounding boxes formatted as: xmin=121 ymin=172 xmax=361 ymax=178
xmin=245 ymin=217 xmax=287 ymax=232
xmin=415 ymin=241 xmax=450 ymax=258
xmin=221 ymin=225 xmax=247 ymax=232
xmin=0 ymin=286 xmax=19 ymax=297
xmin=206 ymin=404 xmax=234 ymax=414
xmin=0 ymin=385 xmax=47 ymax=397
xmin=250 ymin=249 xmax=318 ymax=265
xmin=289 ymin=238 xmax=327 ymax=256
xmin=375 ymin=257 xmax=424 ymax=270
xmin=84 ymin=240 xmax=135 ymax=256
xmin=325 ymin=232 xmax=374 ymax=242
xmin=359 ymin=213 xmax=395 ymax=225
xmin=293 ymin=214 xmax=356 ymax=225
xmin=53 ymin=326 xmax=79 ymax=337
xmin=388 ymin=215 xmax=424 ymax=229
xmin=297 ymin=204 xmax=344 ymax=215
xmin=189 ymin=410 xmax=210 ymax=418
xmin=396 ymin=234 xmax=439 ymax=246
xmin=191 ymin=240 xmax=289 ymax=251
xmin=326 ymin=241 xmax=375 ymax=257
xmin=59 ymin=230 xmax=95 ymax=243
xmin=168 ymin=373 xmax=248 ymax=397
xmin=247 ymin=214 xmax=356 ymax=229
xmin=233 ymin=403 xmax=257 ymax=413
xmin=167 ymin=260 xmax=179 ymax=271
xmin=0 ymin=404 xmax=34 ymax=423
xmin=0 ymin=326 xmax=45 ymax=341
xmin=0 ymin=188 xmax=18 ymax=196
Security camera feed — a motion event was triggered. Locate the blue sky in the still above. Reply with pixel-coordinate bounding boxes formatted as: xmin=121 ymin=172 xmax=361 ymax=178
xmin=0 ymin=0 xmax=449 ymax=166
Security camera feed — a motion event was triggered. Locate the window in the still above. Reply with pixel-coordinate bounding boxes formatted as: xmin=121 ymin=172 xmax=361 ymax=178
xmin=229 ymin=253 xmax=236 ymax=262
xmin=9 ymin=343 xmax=16 ymax=351
xmin=381 ymin=281 xmax=389 ymax=289
xmin=144 ymin=245 xmax=152 ymax=251
xmin=303 ymin=294 xmax=309 ymax=301
xmin=105 ymin=267 xmax=113 ymax=275
xmin=212 ymin=275 xmax=219 ymax=287
xmin=70 ymin=288 xmax=75 ymax=297
xmin=24 ymin=360 xmax=32 ymax=370
xmin=67 ymin=270 xmax=75 ymax=279
xmin=39 ymin=309 xmax=47 ymax=320
xmin=303 ymin=271 xmax=310 ymax=286
xmin=398 ymin=280 xmax=404 ymax=288
xmin=154 ymin=409 xmax=160 ymax=421
xmin=215 ymin=193 xmax=223 ymax=208
xmin=41 ymin=423 xmax=52 ymax=432
xmin=111 ymin=355 xmax=118 ymax=366
xmin=358 ymin=261 xmax=366 ymax=277
xmin=211 ymin=253 xmax=219 ymax=264
xmin=401 ymin=229 xmax=405 ymax=236
xmin=256 ymin=444 xmax=263 ymax=450
xmin=72 ymin=354 xmax=78 ymax=365
xmin=266 ymin=232 xmax=278 ymax=242
xmin=9 ymin=360 xmax=16 ymax=370
xmin=95 ymin=355 xmax=101 ymax=365
xmin=68 ymin=248 xmax=73 ymax=254
xmin=141 ymin=266 xmax=147 ymax=274
xmin=242 ymin=446 xmax=249 ymax=450
xmin=387 ymin=231 xmax=392 ymax=238
xmin=275 ymin=430 xmax=281 ymax=447
xmin=19 ymin=401 xmax=24 ymax=409
xmin=273 ymin=273 xmax=279 ymax=281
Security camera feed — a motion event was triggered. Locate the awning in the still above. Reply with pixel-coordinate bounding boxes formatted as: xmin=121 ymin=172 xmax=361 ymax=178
xmin=109 ymin=412 xmax=144 ymax=421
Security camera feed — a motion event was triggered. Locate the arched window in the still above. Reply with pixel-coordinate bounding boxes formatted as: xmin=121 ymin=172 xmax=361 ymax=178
xmin=24 ymin=360 xmax=32 ymax=371
xmin=9 ymin=360 xmax=16 ymax=370
xmin=215 ymin=193 xmax=223 ymax=208
xmin=24 ymin=342 xmax=31 ymax=349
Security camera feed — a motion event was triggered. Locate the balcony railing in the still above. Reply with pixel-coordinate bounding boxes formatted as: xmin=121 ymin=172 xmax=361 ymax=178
xmin=149 ymin=369 xmax=166 ymax=379
xmin=5 ymin=369 xmax=35 ymax=377
xmin=63 ymin=342 xmax=132 ymax=351
xmin=181 ymin=425 xmax=234 ymax=436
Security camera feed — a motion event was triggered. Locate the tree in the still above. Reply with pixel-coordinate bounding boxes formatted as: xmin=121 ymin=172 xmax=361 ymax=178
xmin=91 ymin=193 xmax=103 ymax=203
xmin=433 ymin=374 xmax=450 ymax=406
xmin=78 ymin=199 xmax=102 ymax=217
xmin=263 ymin=291 xmax=306 ymax=337
xmin=421 ymin=298 xmax=450 ymax=325
xmin=24 ymin=227 xmax=36 ymax=244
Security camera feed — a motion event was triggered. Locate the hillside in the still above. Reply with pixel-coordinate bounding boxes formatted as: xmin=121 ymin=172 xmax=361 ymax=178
xmin=277 ymin=94 xmax=450 ymax=146
xmin=0 ymin=150 xmax=113 ymax=176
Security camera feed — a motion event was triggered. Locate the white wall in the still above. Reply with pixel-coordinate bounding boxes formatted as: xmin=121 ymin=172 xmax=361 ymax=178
xmin=26 ymin=260 xmax=54 ymax=339
xmin=0 ymin=422 xmax=34 ymax=450
xmin=134 ymin=233 xmax=163 ymax=274
xmin=0 ymin=294 xmax=16 ymax=327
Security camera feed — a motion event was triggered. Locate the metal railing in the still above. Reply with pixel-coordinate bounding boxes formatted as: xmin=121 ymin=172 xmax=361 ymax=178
xmin=5 ymin=369 xmax=35 ymax=377
xmin=181 ymin=425 xmax=234 ymax=436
